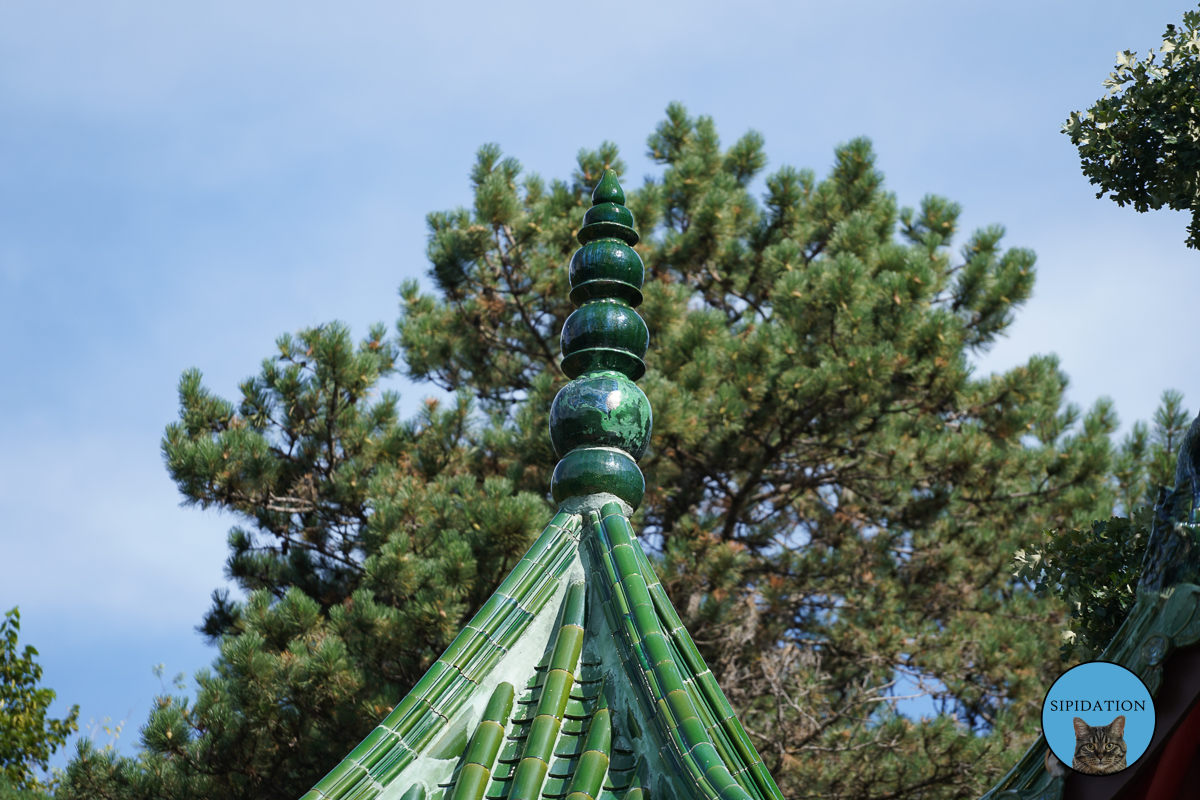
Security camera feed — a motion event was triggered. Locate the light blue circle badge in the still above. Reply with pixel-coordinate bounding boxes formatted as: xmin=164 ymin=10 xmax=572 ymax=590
xmin=1042 ymin=661 xmax=1155 ymax=775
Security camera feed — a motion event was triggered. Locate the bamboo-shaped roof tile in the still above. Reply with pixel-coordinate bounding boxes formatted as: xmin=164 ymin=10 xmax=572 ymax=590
xmin=301 ymin=171 xmax=785 ymax=800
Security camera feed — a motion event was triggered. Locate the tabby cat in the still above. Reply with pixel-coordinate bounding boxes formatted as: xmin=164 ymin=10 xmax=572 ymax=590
xmin=1072 ymin=715 xmax=1127 ymax=775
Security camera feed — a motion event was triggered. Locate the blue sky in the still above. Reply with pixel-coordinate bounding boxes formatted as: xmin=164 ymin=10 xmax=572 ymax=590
xmin=2 ymin=0 xmax=1197 ymax=766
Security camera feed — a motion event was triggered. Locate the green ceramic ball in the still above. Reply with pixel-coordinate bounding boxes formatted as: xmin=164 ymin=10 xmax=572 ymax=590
xmin=561 ymin=300 xmax=648 ymax=357
xmin=549 ymin=371 xmax=652 ymax=460
xmin=569 ymin=239 xmax=644 ymax=307
xmin=551 ymin=447 xmax=645 ymax=510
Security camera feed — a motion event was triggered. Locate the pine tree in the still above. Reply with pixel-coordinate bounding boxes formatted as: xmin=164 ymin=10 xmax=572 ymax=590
xmin=61 ymin=323 xmax=548 ymax=800
xmin=402 ymin=105 xmax=1118 ymax=796
xmin=64 ymin=106 xmax=1123 ymax=800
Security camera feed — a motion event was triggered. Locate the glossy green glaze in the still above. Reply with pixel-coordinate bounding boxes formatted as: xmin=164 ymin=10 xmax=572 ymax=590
xmin=509 ymin=756 xmax=549 ymax=800
xmin=576 ymin=172 xmax=638 ymax=246
xmin=583 ymin=202 xmax=635 ymax=231
xmin=565 ymin=702 xmax=611 ymax=800
xmin=591 ymin=169 xmax=626 ymax=205
xmin=569 ymin=277 xmax=643 ymax=308
xmin=538 ymin=670 xmax=573 ymax=719
xmin=482 ymin=682 xmax=515 ymax=724
xmin=312 ymin=759 xmax=364 ymax=797
xmin=561 ymin=580 xmax=586 ymax=628
xmin=551 ymin=448 xmax=645 ymax=510
xmin=583 ymin=505 xmax=782 ymax=800
xmin=560 ymin=347 xmax=646 ymax=382
xmin=509 ymin=582 xmax=587 ymax=800
xmin=452 ymin=711 xmax=503 ymax=780
xmin=523 ymin=713 xmax=562 ymax=761
xmin=550 ymin=626 xmax=584 ymax=671
xmin=462 ymin=723 xmax=503 ymax=768
xmin=583 ymin=704 xmax=612 ymax=754
xmin=568 ymin=751 xmax=609 ymax=800
xmin=577 ymin=222 xmax=639 ymax=247
xmin=569 ymin=239 xmax=643 ymax=289
xmin=560 ymin=302 xmax=648 ymax=367
xmin=449 ymin=764 xmax=490 ymax=800
xmin=346 ymin=727 xmax=397 ymax=768
xmin=549 ymin=371 xmax=652 ymax=459
xmin=553 ymin=169 xmax=651 ymax=507
xmin=568 ymin=240 xmax=644 ymax=308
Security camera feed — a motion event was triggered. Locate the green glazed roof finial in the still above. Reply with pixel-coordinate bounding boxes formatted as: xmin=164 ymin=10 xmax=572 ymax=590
xmin=591 ymin=169 xmax=626 ymax=206
xmin=303 ymin=158 xmax=784 ymax=800
xmin=549 ymin=170 xmax=651 ymax=511
xmin=304 ymin=163 xmax=785 ymax=800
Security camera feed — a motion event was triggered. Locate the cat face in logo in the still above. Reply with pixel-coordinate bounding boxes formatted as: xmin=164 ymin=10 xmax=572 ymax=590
xmin=1072 ymin=715 xmax=1127 ymax=775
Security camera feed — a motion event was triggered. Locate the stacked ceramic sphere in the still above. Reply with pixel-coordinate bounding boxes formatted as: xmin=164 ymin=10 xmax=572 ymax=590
xmin=550 ymin=170 xmax=652 ymax=511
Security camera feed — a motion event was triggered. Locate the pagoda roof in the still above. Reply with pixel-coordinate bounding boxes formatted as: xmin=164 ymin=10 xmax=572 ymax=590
xmin=300 ymin=170 xmax=785 ymax=800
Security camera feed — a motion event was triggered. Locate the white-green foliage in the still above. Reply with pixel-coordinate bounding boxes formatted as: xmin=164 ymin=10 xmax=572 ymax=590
xmin=1064 ymin=6 xmax=1200 ymax=247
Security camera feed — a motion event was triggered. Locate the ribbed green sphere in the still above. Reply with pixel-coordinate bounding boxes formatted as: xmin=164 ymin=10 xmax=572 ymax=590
xmin=569 ymin=239 xmax=644 ymax=307
xmin=551 ymin=447 xmax=645 ymax=510
xmin=549 ymin=371 xmax=652 ymax=460
xmin=583 ymin=202 xmax=635 ymax=230
xmin=560 ymin=300 xmax=648 ymax=380
xmin=577 ymin=219 xmax=639 ymax=247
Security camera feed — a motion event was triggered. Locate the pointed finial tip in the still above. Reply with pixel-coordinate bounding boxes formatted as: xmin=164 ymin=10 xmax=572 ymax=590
xmin=592 ymin=169 xmax=625 ymax=207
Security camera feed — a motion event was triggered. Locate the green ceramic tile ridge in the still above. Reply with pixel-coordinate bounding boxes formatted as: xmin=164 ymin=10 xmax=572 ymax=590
xmin=509 ymin=582 xmax=586 ymax=800
xmin=304 ymin=512 xmax=583 ymax=800
xmin=564 ymin=695 xmax=611 ymax=800
xmin=585 ymin=507 xmax=783 ymax=800
xmin=617 ymin=762 xmax=648 ymax=800
xmin=449 ymin=683 xmax=515 ymax=800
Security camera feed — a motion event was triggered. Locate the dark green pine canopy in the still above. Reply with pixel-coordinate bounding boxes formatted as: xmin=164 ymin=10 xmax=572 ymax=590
xmin=301 ymin=171 xmax=784 ymax=800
